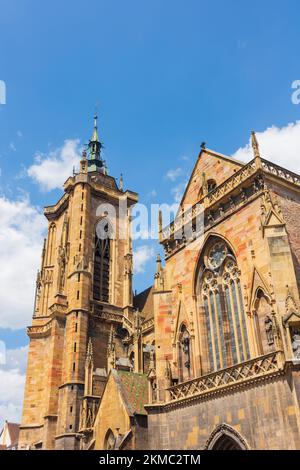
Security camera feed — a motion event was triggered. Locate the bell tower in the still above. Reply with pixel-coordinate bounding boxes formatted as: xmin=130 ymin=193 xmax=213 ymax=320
xmin=19 ymin=115 xmax=138 ymax=450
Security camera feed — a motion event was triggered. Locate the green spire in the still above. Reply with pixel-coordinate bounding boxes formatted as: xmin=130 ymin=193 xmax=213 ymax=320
xmin=91 ymin=114 xmax=100 ymax=142
xmin=88 ymin=113 xmax=106 ymax=173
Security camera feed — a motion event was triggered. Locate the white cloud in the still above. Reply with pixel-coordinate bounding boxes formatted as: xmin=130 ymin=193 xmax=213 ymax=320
xmin=28 ymin=139 xmax=82 ymax=191
xmin=0 ymin=346 xmax=28 ymax=428
xmin=233 ymin=121 xmax=300 ymax=173
xmin=166 ymin=167 xmax=183 ymax=182
xmin=133 ymin=244 xmax=155 ymax=274
xmin=171 ymin=180 xmax=188 ymax=203
xmin=0 ymin=195 xmax=46 ymax=329
xmin=2 ymin=346 xmax=28 ymax=375
xmin=9 ymin=142 xmax=16 ymax=152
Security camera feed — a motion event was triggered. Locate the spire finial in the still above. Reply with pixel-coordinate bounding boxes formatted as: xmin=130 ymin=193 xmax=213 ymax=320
xmin=108 ymin=324 xmax=115 ymax=351
xmin=85 ymin=338 xmax=93 ymax=368
xmin=251 ymin=130 xmax=262 ymax=169
xmin=91 ymin=112 xmax=100 ymax=144
xmin=251 ymin=131 xmax=260 ymax=158
xmin=158 ymin=210 xmax=162 ymax=235
xmin=88 ymin=111 xmax=106 ymax=173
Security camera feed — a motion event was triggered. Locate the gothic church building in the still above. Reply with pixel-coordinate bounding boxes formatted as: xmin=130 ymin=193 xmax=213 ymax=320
xmin=19 ymin=118 xmax=300 ymax=450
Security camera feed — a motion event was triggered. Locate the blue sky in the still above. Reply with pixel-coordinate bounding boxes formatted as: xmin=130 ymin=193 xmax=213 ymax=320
xmin=1 ymin=0 xmax=300 ymax=424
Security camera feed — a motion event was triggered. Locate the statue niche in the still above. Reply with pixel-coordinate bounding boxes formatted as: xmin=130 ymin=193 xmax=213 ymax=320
xmin=290 ymin=326 xmax=300 ymax=360
xmin=178 ymin=324 xmax=192 ymax=382
xmin=253 ymin=290 xmax=275 ymax=355
xmin=264 ymin=315 xmax=274 ymax=346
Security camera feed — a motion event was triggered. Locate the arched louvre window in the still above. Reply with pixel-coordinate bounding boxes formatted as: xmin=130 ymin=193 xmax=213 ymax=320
xmin=200 ymin=240 xmax=250 ymax=372
xmin=93 ymin=229 xmax=110 ymax=302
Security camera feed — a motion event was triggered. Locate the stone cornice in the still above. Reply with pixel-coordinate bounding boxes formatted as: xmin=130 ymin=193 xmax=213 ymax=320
xmin=141 ymin=317 xmax=154 ymax=333
xmin=44 ymin=172 xmax=138 ymax=221
xmin=161 ymin=178 xmax=264 ymax=260
xmin=27 ymin=310 xmax=66 ymax=338
xmin=145 ymin=351 xmax=286 ymax=412
xmin=44 ymin=192 xmax=69 ymax=221
xmin=161 ymin=157 xmax=300 ymax=257
xmin=19 ymin=424 xmax=44 ymax=430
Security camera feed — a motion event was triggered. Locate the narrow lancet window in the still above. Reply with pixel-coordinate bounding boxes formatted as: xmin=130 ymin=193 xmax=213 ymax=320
xmin=93 ymin=225 xmax=110 ymax=302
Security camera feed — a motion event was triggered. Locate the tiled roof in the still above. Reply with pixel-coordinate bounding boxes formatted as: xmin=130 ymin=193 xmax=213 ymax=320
xmin=7 ymin=422 xmax=20 ymax=446
xmin=133 ymin=286 xmax=154 ymax=322
xmin=114 ymin=370 xmax=148 ymax=416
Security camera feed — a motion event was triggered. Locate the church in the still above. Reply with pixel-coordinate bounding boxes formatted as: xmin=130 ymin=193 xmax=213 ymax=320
xmin=19 ymin=116 xmax=300 ymax=450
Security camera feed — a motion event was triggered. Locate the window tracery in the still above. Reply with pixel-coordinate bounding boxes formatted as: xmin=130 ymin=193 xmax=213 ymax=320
xmin=199 ymin=239 xmax=250 ymax=372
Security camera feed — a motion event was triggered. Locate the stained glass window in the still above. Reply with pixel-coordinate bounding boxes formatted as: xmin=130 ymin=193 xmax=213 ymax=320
xmin=200 ymin=241 xmax=250 ymax=372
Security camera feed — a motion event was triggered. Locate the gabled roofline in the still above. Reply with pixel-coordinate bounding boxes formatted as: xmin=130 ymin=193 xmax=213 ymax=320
xmin=177 ymin=147 xmax=245 ymax=212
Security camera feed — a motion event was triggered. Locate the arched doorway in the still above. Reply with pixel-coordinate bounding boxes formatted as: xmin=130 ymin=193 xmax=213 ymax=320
xmin=205 ymin=424 xmax=249 ymax=450
xmin=211 ymin=434 xmax=243 ymax=450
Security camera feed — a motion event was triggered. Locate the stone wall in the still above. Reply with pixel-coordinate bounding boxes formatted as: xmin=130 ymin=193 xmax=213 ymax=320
xmin=147 ymin=368 xmax=300 ymax=450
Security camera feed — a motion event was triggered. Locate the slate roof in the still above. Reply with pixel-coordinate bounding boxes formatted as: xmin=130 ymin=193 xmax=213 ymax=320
xmin=113 ymin=370 xmax=148 ymax=416
xmin=133 ymin=286 xmax=154 ymax=322
xmin=7 ymin=422 xmax=20 ymax=447
xmin=0 ymin=421 xmax=20 ymax=449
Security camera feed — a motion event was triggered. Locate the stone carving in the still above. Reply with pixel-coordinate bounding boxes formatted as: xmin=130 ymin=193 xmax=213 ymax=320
xmin=164 ymin=359 xmax=173 ymax=387
xmin=124 ymin=252 xmax=133 ymax=276
xmin=58 ymin=247 xmax=67 ymax=292
xmin=80 ymin=397 xmax=100 ymax=431
xmin=75 ymin=252 xmax=90 ymax=271
xmin=34 ymin=270 xmax=42 ymax=313
xmin=291 ymin=331 xmax=300 ymax=360
xmin=182 ymin=334 xmax=191 ymax=370
xmin=265 ymin=315 xmax=274 ymax=346
xmin=167 ymin=351 xmax=281 ymax=402
xmin=285 ymin=285 xmax=298 ymax=314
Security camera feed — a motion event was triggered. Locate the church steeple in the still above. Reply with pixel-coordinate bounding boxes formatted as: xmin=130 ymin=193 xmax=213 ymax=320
xmin=88 ymin=113 xmax=106 ymax=173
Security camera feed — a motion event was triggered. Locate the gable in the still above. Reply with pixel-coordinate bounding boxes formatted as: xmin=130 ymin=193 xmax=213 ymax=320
xmin=283 ymin=311 xmax=300 ymax=325
xmin=264 ymin=209 xmax=284 ymax=227
xmin=180 ymin=148 xmax=243 ymax=208
xmin=93 ymin=372 xmax=131 ymax=450
xmin=249 ymin=267 xmax=271 ymax=309
xmin=134 ymin=286 xmax=154 ymax=322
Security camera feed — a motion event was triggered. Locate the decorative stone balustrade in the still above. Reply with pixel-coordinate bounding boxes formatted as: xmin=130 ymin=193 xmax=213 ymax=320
xmin=167 ymin=350 xmax=284 ymax=404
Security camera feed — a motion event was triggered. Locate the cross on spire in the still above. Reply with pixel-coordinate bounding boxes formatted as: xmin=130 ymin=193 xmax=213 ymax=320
xmin=87 ymin=112 xmax=106 ymax=174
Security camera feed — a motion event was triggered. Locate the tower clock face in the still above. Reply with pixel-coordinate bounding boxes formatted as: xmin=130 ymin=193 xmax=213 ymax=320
xmin=208 ymin=242 xmax=227 ymax=269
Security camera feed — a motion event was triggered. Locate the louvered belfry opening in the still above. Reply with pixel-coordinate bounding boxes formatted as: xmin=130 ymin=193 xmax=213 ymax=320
xmin=93 ymin=225 xmax=110 ymax=303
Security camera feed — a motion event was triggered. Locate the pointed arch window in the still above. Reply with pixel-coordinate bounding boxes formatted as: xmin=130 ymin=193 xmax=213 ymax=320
xmin=198 ymin=239 xmax=250 ymax=373
xmin=104 ymin=429 xmax=115 ymax=450
xmin=93 ymin=223 xmax=110 ymax=302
